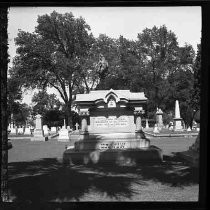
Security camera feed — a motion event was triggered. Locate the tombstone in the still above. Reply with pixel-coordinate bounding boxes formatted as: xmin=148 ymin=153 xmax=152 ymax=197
xmin=58 ymin=119 xmax=69 ymax=142
xmin=156 ymin=108 xmax=163 ymax=130
xmin=67 ymin=126 xmax=71 ymax=131
xmin=24 ymin=127 xmax=31 ymax=135
xmin=153 ymin=124 xmax=159 ymax=133
xmin=31 ymin=114 xmax=48 ymax=141
xmin=187 ymin=126 xmax=192 ymax=132
xmin=173 ymin=100 xmax=183 ymax=131
xmin=51 ymin=127 xmax=57 ymax=134
xmin=18 ymin=127 xmax=24 ymax=135
xmin=75 ymin=123 xmax=79 ymax=131
xmin=63 ymin=89 xmax=163 ymax=165
xmin=145 ymin=119 xmax=149 ymax=129
xmin=168 ymin=121 xmax=173 ymax=130
xmin=43 ymin=125 xmax=49 ymax=136
xmin=10 ymin=123 xmax=17 ymax=134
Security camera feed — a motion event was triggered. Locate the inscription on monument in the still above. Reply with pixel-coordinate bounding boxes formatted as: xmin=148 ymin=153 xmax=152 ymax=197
xmin=99 ymin=142 xmax=126 ymax=149
xmin=94 ymin=116 xmax=129 ymax=128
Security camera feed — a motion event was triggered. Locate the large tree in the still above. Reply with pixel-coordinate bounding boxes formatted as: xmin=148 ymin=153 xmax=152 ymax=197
xmin=78 ymin=34 xmax=117 ymax=92
xmin=191 ymin=43 xmax=201 ymax=111
xmin=10 ymin=11 xmax=95 ymax=126
xmin=31 ymin=90 xmax=63 ymax=116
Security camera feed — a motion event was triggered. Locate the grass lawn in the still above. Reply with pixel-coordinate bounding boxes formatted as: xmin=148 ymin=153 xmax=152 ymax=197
xmin=8 ymin=136 xmax=199 ymax=202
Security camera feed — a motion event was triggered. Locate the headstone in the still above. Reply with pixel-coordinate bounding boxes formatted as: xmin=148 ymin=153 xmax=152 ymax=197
xmin=156 ymin=108 xmax=163 ymax=130
xmin=31 ymin=114 xmax=47 ymax=141
xmin=51 ymin=127 xmax=57 ymax=134
xmin=43 ymin=125 xmax=49 ymax=136
xmin=10 ymin=124 xmax=17 ymax=134
xmin=18 ymin=127 xmax=24 ymax=134
xmin=173 ymin=100 xmax=183 ymax=131
xmin=153 ymin=124 xmax=159 ymax=133
xmin=145 ymin=119 xmax=149 ymax=129
xmin=187 ymin=126 xmax=192 ymax=132
xmin=63 ymin=89 xmax=163 ymax=165
xmin=24 ymin=127 xmax=31 ymax=135
xmin=67 ymin=126 xmax=71 ymax=131
xmin=58 ymin=119 xmax=69 ymax=142
xmin=75 ymin=123 xmax=79 ymax=131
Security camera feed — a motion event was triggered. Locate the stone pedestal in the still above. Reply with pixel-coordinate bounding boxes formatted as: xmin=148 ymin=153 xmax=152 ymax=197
xmin=31 ymin=114 xmax=47 ymax=141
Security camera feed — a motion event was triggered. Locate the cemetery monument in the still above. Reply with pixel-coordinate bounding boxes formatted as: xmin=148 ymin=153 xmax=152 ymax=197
xmin=173 ymin=100 xmax=183 ymax=131
xmin=58 ymin=119 xmax=69 ymax=142
xmin=156 ymin=108 xmax=163 ymax=130
xmin=31 ymin=114 xmax=48 ymax=141
xmin=63 ymin=89 xmax=163 ymax=165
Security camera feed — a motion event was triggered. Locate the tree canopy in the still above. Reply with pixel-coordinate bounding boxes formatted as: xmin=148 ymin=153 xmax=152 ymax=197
xmin=10 ymin=11 xmax=200 ymax=128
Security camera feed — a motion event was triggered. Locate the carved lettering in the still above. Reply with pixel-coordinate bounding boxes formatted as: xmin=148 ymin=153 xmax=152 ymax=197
xmin=99 ymin=142 xmax=126 ymax=150
xmin=94 ymin=116 xmax=129 ymax=128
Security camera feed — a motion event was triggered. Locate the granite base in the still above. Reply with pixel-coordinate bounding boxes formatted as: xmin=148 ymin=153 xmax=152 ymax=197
xmin=63 ymin=146 xmax=163 ymax=166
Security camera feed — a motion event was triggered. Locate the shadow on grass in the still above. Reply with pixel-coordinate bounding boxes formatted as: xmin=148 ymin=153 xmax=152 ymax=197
xmin=8 ymin=158 xmax=138 ymax=202
xmin=8 ymin=154 xmax=199 ymax=202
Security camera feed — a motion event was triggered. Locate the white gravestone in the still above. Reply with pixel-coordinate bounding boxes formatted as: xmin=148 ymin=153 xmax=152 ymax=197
xmin=75 ymin=123 xmax=79 ymax=131
xmin=31 ymin=114 xmax=47 ymax=141
xmin=18 ymin=127 xmax=24 ymax=134
xmin=153 ymin=124 xmax=159 ymax=133
xmin=173 ymin=100 xmax=183 ymax=131
xmin=43 ymin=125 xmax=49 ymax=136
xmin=58 ymin=119 xmax=69 ymax=142
xmin=24 ymin=127 xmax=31 ymax=135
xmin=187 ymin=127 xmax=192 ymax=132
xmin=156 ymin=108 xmax=163 ymax=130
xmin=10 ymin=124 xmax=17 ymax=134
xmin=51 ymin=127 xmax=57 ymax=134
xmin=145 ymin=119 xmax=149 ymax=129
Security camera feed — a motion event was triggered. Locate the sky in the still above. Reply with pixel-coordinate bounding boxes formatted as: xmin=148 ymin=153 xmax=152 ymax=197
xmin=8 ymin=6 xmax=202 ymax=105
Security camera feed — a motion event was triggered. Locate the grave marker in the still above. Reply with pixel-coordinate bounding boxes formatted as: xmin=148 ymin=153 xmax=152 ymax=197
xmin=63 ymin=89 xmax=163 ymax=165
xmin=31 ymin=114 xmax=48 ymax=141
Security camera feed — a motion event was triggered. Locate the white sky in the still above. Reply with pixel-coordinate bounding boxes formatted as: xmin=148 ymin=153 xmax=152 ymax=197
xmin=8 ymin=6 xmax=201 ymax=105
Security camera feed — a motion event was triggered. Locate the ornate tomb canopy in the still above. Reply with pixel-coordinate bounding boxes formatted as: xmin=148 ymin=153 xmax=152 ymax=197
xmin=75 ymin=89 xmax=147 ymax=111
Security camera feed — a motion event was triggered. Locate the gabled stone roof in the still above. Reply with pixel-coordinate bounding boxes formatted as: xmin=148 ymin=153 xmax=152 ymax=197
xmin=76 ymin=89 xmax=147 ymax=102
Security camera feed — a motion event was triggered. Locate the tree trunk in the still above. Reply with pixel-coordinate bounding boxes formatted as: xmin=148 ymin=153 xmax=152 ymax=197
xmin=1 ymin=7 xmax=9 ymax=201
xmin=66 ymin=101 xmax=73 ymax=128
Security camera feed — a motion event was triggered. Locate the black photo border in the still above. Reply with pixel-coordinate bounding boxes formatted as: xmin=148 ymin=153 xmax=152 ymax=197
xmin=0 ymin=1 xmax=208 ymax=209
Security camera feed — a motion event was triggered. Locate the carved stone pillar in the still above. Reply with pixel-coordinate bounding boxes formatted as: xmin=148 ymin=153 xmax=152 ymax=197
xmin=79 ymin=109 xmax=89 ymax=134
xmin=134 ymin=108 xmax=145 ymax=132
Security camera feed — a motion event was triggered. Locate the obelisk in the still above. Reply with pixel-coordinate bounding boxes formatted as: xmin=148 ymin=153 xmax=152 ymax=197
xmin=173 ymin=100 xmax=183 ymax=131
